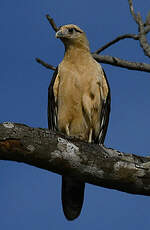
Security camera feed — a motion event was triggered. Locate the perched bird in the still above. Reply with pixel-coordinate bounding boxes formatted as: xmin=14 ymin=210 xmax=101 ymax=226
xmin=48 ymin=24 xmax=111 ymax=220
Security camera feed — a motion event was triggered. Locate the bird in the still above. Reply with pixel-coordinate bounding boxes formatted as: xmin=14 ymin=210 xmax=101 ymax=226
xmin=48 ymin=24 xmax=111 ymax=220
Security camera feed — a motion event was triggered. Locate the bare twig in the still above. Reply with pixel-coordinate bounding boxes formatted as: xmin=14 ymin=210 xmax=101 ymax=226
xmin=128 ymin=0 xmax=150 ymax=58
xmin=95 ymin=33 xmax=139 ymax=54
xmin=36 ymin=14 xmax=150 ymax=73
xmin=36 ymin=58 xmax=56 ymax=71
xmin=46 ymin=14 xmax=59 ymax=32
xmin=128 ymin=0 xmax=139 ymax=24
xmin=92 ymin=54 xmax=150 ymax=73
xmin=145 ymin=12 xmax=150 ymax=26
xmin=95 ymin=26 xmax=150 ymax=54
xmin=144 ymin=25 xmax=150 ymax=34
xmin=137 ymin=14 xmax=150 ymax=58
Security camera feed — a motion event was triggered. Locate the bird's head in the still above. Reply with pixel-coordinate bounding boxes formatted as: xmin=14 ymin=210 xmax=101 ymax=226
xmin=56 ymin=24 xmax=90 ymax=50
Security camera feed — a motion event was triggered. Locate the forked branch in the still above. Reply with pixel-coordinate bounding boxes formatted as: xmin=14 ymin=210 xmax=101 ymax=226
xmin=128 ymin=0 xmax=150 ymax=57
xmin=36 ymin=13 xmax=150 ymax=73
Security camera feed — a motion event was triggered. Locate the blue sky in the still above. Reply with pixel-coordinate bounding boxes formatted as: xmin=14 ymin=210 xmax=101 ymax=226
xmin=0 ymin=0 xmax=150 ymax=229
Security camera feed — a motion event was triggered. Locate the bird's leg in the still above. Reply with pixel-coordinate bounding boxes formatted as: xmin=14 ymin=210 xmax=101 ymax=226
xmin=88 ymin=128 xmax=93 ymax=143
xmin=65 ymin=124 xmax=70 ymax=136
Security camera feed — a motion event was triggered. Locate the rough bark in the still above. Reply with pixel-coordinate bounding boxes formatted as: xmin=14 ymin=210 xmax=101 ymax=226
xmin=1 ymin=122 xmax=150 ymax=196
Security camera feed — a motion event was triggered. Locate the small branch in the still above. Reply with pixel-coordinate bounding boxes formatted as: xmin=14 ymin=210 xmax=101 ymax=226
xmin=145 ymin=12 xmax=150 ymax=26
xmin=36 ymin=14 xmax=150 ymax=73
xmin=95 ymin=27 xmax=150 ymax=54
xmin=46 ymin=14 xmax=59 ymax=32
xmin=128 ymin=0 xmax=150 ymax=58
xmin=1 ymin=122 xmax=150 ymax=196
xmin=144 ymin=25 xmax=150 ymax=33
xmin=128 ymin=0 xmax=139 ymax=24
xmin=95 ymin=2 xmax=150 ymax=56
xmin=95 ymin=33 xmax=139 ymax=54
xmin=92 ymin=53 xmax=150 ymax=73
xmin=137 ymin=14 xmax=150 ymax=58
xmin=36 ymin=58 xmax=56 ymax=71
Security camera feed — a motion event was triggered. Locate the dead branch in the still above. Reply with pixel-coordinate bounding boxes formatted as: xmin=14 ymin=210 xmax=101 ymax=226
xmin=145 ymin=12 xmax=150 ymax=26
xmin=137 ymin=15 xmax=150 ymax=58
xmin=95 ymin=33 xmax=139 ymax=54
xmin=1 ymin=122 xmax=150 ymax=196
xmin=128 ymin=0 xmax=139 ymax=24
xmin=36 ymin=58 xmax=56 ymax=71
xmin=46 ymin=15 xmax=59 ymax=32
xmin=36 ymin=54 xmax=150 ymax=73
xmin=128 ymin=0 xmax=150 ymax=58
xmin=38 ymin=14 xmax=150 ymax=74
xmin=92 ymin=54 xmax=150 ymax=73
xmin=95 ymin=26 xmax=150 ymax=54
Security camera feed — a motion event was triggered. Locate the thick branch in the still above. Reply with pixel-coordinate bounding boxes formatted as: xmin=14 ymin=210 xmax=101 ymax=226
xmin=36 ymin=55 xmax=150 ymax=73
xmin=92 ymin=54 xmax=150 ymax=73
xmin=1 ymin=122 xmax=150 ymax=196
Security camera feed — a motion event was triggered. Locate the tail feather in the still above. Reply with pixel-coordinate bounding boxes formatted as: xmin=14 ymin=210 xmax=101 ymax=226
xmin=61 ymin=176 xmax=85 ymax=220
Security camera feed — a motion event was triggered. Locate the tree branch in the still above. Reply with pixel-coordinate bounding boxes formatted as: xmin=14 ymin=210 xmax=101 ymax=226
xmin=36 ymin=54 xmax=150 ymax=73
xmin=128 ymin=0 xmax=139 ymax=24
xmin=137 ymin=15 xmax=150 ymax=58
xmin=95 ymin=26 xmax=150 ymax=54
xmin=37 ymin=14 xmax=150 ymax=74
xmin=35 ymin=58 xmax=56 ymax=71
xmin=92 ymin=54 xmax=150 ymax=73
xmin=95 ymin=33 xmax=139 ymax=54
xmin=128 ymin=0 xmax=150 ymax=58
xmin=1 ymin=122 xmax=150 ymax=196
xmin=46 ymin=15 xmax=59 ymax=32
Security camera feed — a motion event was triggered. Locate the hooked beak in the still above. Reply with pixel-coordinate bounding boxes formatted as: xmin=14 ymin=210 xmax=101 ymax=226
xmin=56 ymin=29 xmax=68 ymax=38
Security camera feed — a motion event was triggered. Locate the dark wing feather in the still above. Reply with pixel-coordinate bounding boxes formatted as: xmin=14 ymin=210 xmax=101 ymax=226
xmin=48 ymin=66 xmax=85 ymax=221
xmin=48 ymin=67 xmax=58 ymax=131
xmin=95 ymin=69 xmax=111 ymax=144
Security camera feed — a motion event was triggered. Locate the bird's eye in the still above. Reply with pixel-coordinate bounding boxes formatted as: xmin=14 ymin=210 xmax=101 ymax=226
xmin=68 ymin=28 xmax=74 ymax=33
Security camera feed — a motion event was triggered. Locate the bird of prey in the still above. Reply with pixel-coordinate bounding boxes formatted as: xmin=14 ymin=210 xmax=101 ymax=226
xmin=48 ymin=24 xmax=111 ymax=220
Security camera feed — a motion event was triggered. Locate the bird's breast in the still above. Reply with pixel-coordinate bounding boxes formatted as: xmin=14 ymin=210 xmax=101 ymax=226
xmin=56 ymin=59 xmax=102 ymax=140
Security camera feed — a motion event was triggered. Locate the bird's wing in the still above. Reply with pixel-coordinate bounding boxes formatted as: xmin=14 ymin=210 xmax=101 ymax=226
xmin=95 ymin=69 xmax=111 ymax=144
xmin=48 ymin=67 xmax=59 ymax=131
xmin=48 ymin=66 xmax=85 ymax=221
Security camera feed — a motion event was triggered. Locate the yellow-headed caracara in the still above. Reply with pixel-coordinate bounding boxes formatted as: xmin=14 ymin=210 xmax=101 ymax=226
xmin=48 ymin=24 xmax=111 ymax=220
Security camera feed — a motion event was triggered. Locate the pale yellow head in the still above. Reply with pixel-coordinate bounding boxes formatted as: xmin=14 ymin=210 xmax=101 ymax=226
xmin=56 ymin=24 xmax=90 ymax=51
